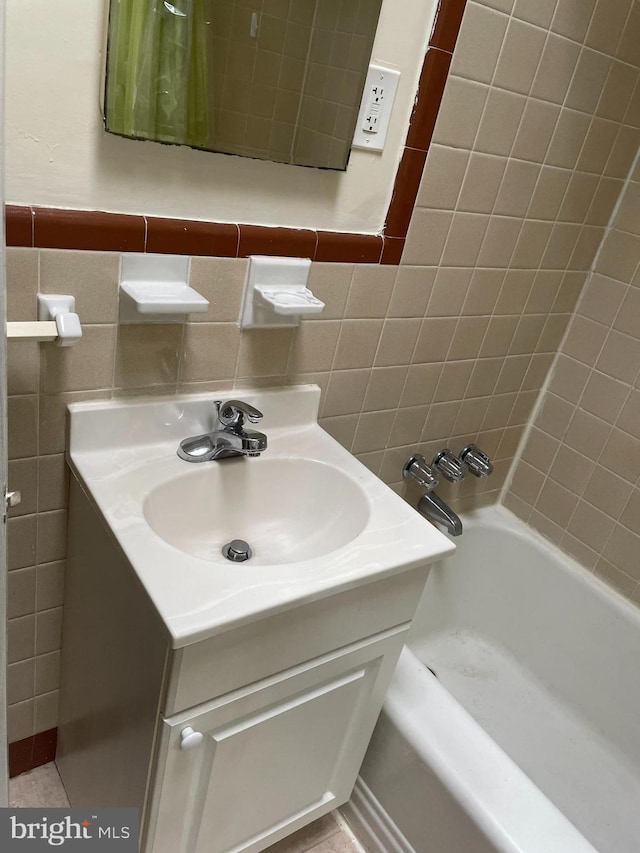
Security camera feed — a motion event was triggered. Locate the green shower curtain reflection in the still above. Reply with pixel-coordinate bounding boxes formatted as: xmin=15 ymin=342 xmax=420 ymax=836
xmin=105 ymin=0 xmax=209 ymax=148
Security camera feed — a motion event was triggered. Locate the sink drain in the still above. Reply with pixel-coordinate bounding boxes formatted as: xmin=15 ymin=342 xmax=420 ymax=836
xmin=222 ymin=539 xmax=252 ymax=562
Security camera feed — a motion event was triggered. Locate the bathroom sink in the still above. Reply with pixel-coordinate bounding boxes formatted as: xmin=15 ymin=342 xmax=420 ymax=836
xmin=66 ymin=385 xmax=454 ymax=646
xmin=143 ymin=458 xmax=370 ymax=565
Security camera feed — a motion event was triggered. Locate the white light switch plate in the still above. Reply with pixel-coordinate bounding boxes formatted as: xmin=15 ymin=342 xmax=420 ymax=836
xmin=352 ymin=63 xmax=401 ymax=153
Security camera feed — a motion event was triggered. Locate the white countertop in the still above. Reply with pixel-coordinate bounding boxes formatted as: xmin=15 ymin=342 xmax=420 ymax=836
xmin=67 ymin=386 xmax=454 ymax=648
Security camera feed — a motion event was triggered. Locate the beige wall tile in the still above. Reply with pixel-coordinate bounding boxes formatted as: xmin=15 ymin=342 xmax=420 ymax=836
xmin=35 ymin=651 xmax=61 ymax=696
xmin=6 ymin=248 xmax=38 ymax=322
xmin=416 ymin=146 xmax=470 ymax=210
xmin=8 ymin=659 xmax=35 ymax=705
xmin=566 ymin=49 xmax=612 ymax=114
xmin=7 ymin=515 xmax=37 ymax=571
xmin=551 ymin=0 xmax=597 ymax=43
xmin=8 ymin=568 xmax=36 ymax=620
xmin=363 ymin=367 xmax=409 ymax=412
xmin=586 ymin=0 xmax=633 ymax=56
xmin=474 ymin=89 xmax=527 ymax=156
xmin=351 ymin=410 xmax=395 ymax=454
xmin=345 ymin=266 xmax=395 ymax=319
xmin=547 ymin=110 xmax=593 ymax=170
xmin=514 ymin=0 xmax=558 ymax=28
xmin=36 ymin=607 xmax=63 ymax=656
xmin=457 ymin=153 xmax=507 ymax=214
xmin=114 ymin=325 xmax=182 ymax=390
xmin=531 ymin=35 xmax=581 ymax=104
xmin=38 ymin=454 xmax=69 ymax=513
xmin=596 ymin=331 xmax=640 ymax=383
xmin=478 ymin=217 xmax=523 ymax=267
xmin=8 ymin=458 xmax=38 ymax=518
xmin=494 ymin=161 xmax=542 ymax=217
xmin=452 ymin=2 xmax=510 ymax=84
xmin=388 ymin=267 xmax=436 ymax=318
xmin=8 ymin=615 xmax=35 ymax=664
xmin=322 ymin=369 xmax=370 ymax=418
xmin=236 ymin=328 xmax=293 ymax=378
xmin=584 ymin=467 xmax=633 ymax=519
xmin=181 ymin=323 xmax=240 ymax=382
xmin=306 ymin=264 xmax=353 ymax=320
xmin=8 ymin=342 xmax=40 ymax=396
xmin=37 ymin=510 xmax=67 ymax=565
xmin=463 ymin=269 xmax=505 ymax=315
xmin=36 ymin=562 xmax=65 ymax=612
xmin=603 ymin=523 xmax=640 ymax=580
xmin=441 ymin=213 xmax=490 ymax=267
xmin=40 ymin=325 xmax=116 ymax=394
xmin=402 ymin=210 xmax=453 ymax=267
xmin=8 ymin=396 xmax=38 ymax=460
xmin=188 ymin=257 xmax=247 ymax=323
xmin=427 ymin=269 xmax=472 ymax=316
xmin=34 ymin=691 xmax=59 ymax=733
xmin=512 ymin=100 xmax=560 ymax=163
xmin=564 ymin=408 xmax=611 ymax=459
xmin=493 ymin=19 xmax=547 ymax=94
xmin=318 ymin=414 xmax=358 ymax=452
xmin=287 ymin=321 xmax=341 ymax=374
xmin=8 ymin=699 xmax=34 ymax=743
xmin=432 ymin=77 xmax=489 ymax=149
xmin=401 ymin=363 xmax=443 ymax=408
xmin=40 ymin=250 xmax=119 ymax=324
xmin=536 ymin=477 xmax=578 ymax=527
xmin=332 ymin=320 xmax=384 ymax=370
xmin=374 ymin=319 xmax=421 ymax=367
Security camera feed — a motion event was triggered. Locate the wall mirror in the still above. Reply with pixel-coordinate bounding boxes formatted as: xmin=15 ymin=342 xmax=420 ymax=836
xmin=104 ymin=0 xmax=384 ymax=171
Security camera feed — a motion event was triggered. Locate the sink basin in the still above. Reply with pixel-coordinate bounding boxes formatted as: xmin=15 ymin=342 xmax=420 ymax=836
xmin=66 ymin=385 xmax=454 ymax=646
xmin=143 ymin=457 xmax=370 ymax=565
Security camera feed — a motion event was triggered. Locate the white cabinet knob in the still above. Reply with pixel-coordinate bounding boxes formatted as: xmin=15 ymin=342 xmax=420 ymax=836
xmin=180 ymin=726 xmax=204 ymax=751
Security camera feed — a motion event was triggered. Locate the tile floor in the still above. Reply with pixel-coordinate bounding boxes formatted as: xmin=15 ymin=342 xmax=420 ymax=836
xmin=9 ymin=763 xmax=366 ymax=853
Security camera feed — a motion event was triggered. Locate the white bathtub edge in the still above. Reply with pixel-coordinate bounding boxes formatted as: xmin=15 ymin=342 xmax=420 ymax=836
xmin=385 ymin=648 xmax=599 ymax=853
xmin=340 ymin=778 xmax=416 ymax=853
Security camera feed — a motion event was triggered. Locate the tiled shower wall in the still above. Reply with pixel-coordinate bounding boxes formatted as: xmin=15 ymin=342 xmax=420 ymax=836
xmin=6 ymin=0 xmax=640 ymax=743
xmin=506 ymin=152 xmax=640 ymax=601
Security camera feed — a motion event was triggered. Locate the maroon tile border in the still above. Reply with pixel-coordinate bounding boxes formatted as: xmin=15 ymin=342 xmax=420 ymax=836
xmin=5 ymin=205 xmax=33 ymax=247
xmin=405 ymin=49 xmax=453 ymax=153
xmin=315 ymin=231 xmax=383 ymax=264
xmin=385 ymin=147 xmax=429 ymax=239
xmin=33 ymin=208 xmax=145 ymax=253
xmin=146 ymin=217 xmax=239 ymax=257
xmin=5 ymin=1 xmax=467 ymax=267
xmin=238 ymin=225 xmax=317 ymax=259
xmin=9 ymin=728 xmax=58 ymax=778
xmin=429 ymin=0 xmax=468 ymax=52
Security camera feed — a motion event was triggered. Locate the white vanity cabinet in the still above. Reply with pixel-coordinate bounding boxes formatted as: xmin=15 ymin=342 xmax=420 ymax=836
xmin=58 ymin=475 xmax=429 ymax=853
xmin=147 ymin=630 xmax=405 ymax=853
xmin=58 ymin=388 xmax=454 ymax=853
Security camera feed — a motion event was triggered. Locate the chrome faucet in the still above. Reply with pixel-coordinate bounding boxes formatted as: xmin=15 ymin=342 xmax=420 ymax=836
xmin=177 ymin=400 xmax=267 ymax=463
xmin=417 ymin=492 xmax=463 ymax=537
xmin=460 ymin=444 xmax=494 ymax=478
xmin=403 ymin=453 xmax=463 ymax=537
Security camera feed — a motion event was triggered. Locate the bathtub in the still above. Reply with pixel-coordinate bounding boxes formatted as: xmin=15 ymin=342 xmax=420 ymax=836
xmin=343 ymin=505 xmax=640 ymax=853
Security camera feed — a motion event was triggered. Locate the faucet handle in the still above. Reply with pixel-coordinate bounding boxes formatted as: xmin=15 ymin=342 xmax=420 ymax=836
xmin=433 ymin=449 xmax=466 ymax=483
xmin=403 ymin=455 xmax=439 ymax=492
xmin=460 ymin=444 xmax=493 ymax=478
xmin=214 ymin=399 xmax=264 ymax=428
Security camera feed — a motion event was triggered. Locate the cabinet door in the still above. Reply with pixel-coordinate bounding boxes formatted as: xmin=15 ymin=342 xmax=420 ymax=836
xmin=146 ymin=627 xmax=406 ymax=853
